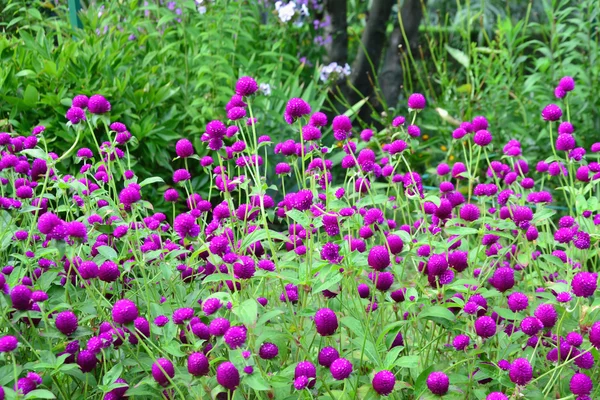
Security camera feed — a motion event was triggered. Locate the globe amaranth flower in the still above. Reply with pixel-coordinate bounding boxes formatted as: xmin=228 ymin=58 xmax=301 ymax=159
xmin=332 ymin=115 xmax=352 ymax=140
xmin=509 ymin=358 xmax=532 ymax=385
xmin=188 ymin=352 xmax=209 ymax=376
xmin=330 ymin=358 xmax=352 ymax=380
xmin=314 ymin=308 xmax=338 ymax=336
xmin=368 ymin=245 xmax=390 ymax=271
xmin=453 ymin=334 xmax=470 ymax=350
xmin=569 ymin=373 xmax=592 ymax=396
xmin=556 ymin=134 xmax=576 ymax=151
xmin=235 ymin=76 xmax=258 ymax=96
xmin=489 ymin=267 xmax=515 ymax=292
xmin=460 ymin=203 xmax=480 ymax=221
xmin=318 ymin=346 xmax=339 ymax=367
xmin=173 ymin=213 xmax=200 ymax=239
xmin=175 ymin=139 xmax=194 ymax=158
xmin=216 ymin=361 xmax=240 ymax=390
xmin=87 ymin=94 xmax=111 ymax=114
xmin=474 ymin=316 xmax=496 ymax=338
xmin=473 ymin=130 xmax=492 ymax=146
xmin=284 ymin=98 xmax=311 ymax=124
xmin=0 ymin=335 xmax=18 ymax=352
xmin=258 ymin=342 xmax=278 ymax=360
xmin=426 ymin=371 xmax=449 ymax=395
xmin=408 ymin=93 xmax=426 ymax=110
xmin=507 ymin=292 xmax=528 ymax=312
xmin=172 ymin=307 xmax=194 ymax=325
xmin=294 ymin=376 xmax=309 ymax=390
xmin=572 ymin=272 xmax=597 ymax=298
xmin=295 ymin=361 xmax=316 ymax=388
xmin=72 ymin=94 xmax=89 ymax=108
xmin=541 ymin=104 xmax=562 ymax=121
xmin=77 ymin=349 xmax=98 ymax=372
xmin=309 ymin=112 xmax=328 ymax=127
xmin=10 ymin=284 xmax=32 ymax=310
xmin=55 ymin=310 xmax=79 ymax=335
xmin=559 ymin=76 xmax=575 ymax=92
xmin=112 ymin=299 xmax=139 ymax=324
xmin=99 ymin=261 xmax=120 ymax=282
xmin=66 ymin=107 xmax=86 ymax=124
xmin=302 ymin=125 xmax=321 ymax=141
xmin=534 ymin=303 xmax=557 ymax=328
xmin=372 ymin=370 xmax=395 ymax=396
xmin=209 ymin=318 xmax=230 ymax=336
xmin=152 ymin=358 xmax=175 ymax=386
xmin=224 ymin=326 xmax=247 ymax=349
xmin=486 ymin=393 xmax=508 ymax=400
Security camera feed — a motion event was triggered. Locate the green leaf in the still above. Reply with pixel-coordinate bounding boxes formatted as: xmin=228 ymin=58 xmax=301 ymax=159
xmin=21 ymin=149 xmax=48 ymax=160
xmin=139 ymin=176 xmax=164 ymax=187
xmin=244 ymin=374 xmax=271 ymax=390
xmin=239 ymin=228 xmax=287 ymax=250
xmin=285 ymin=209 xmax=310 ymax=227
xmin=97 ymin=246 xmax=118 ymax=260
xmin=343 ymin=97 xmax=369 ymax=117
xmin=419 ymin=306 xmax=455 ymax=323
xmin=256 ymin=309 xmax=284 ymax=327
xmin=395 ymin=355 xmax=419 ymax=368
xmin=312 ymin=272 xmax=342 ymax=294
xmin=23 ymin=85 xmax=39 ymax=107
xmin=446 ymin=45 xmax=470 ymax=68
xmin=235 ymin=299 xmax=258 ymax=326
xmin=24 ymin=390 xmax=56 ymax=399
xmin=102 ymin=364 xmax=123 ymax=386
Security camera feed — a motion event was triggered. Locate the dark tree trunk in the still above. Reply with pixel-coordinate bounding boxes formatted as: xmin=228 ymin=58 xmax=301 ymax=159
xmin=347 ymin=0 xmax=395 ymax=106
xmin=325 ymin=0 xmax=348 ymax=64
xmin=379 ymin=0 xmax=424 ymax=109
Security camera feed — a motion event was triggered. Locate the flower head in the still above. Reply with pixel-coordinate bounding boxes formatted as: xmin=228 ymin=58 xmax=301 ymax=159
xmin=426 ymin=371 xmax=449 ymax=395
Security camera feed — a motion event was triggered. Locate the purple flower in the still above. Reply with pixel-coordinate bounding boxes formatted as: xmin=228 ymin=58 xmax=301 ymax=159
xmin=571 ymin=272 xmax=597 ymax=298
xmin=55 ymin=311 xmax=78 ymax=335
xmin=10 ymin=284 xmax=32 ymax=310
xmin=216 ymin=361 xmax=240 ymax=390
xmin=208 ymin=317 xmax=230 ymax=336
xmin=66 ymin=107 xmax=86 ymax=124
xmin=318 ymin=346 xmax=339 ymax=367
xmin=368 ymin=245 xmax=390 ymax=271
xmin=294 ymin=376 xmax=309 ymax=390
xmin=235 ymin=76 xmax=258 ymax=96
xmin=99 ymin=261 xmax=120 ymax=282
xmin=72 ymin=94 xmax=89 ymax=108
xmin=452 ymin=334 xmax=470 ymax=350
xmin=426 ymin=371 xmax=449 ymax=395
xmin=520 ymin=316 xmax=543 ymax=336
xmin=152 ymin=358 xmax=175 ymax=386
xmin=408 ymin=93 xmax=426 ymax=110
xmin=486 ymin=393 xmax=508 ymax=400
xmin=259 ymin=342 xmax=278 ymax=359
xmin=112 ymin=299 xmax=139 ymax=324
xmin=87 ymin=94 xmax=111 ymax=114
xmin=509 ymin=358 xmax=532 ymax=385
xmin=314 ymin=308 xmax=338 ymax=336
xmin=173 ymin=169 xmax=191 ymax=183
xmin=175 ymin=139 xmax=194 ymax=158
xmin=187 ymin=352 xmax=209 ymax=376
xmin=559 ymin=76 xmax=575 ymax=92
xmin=474 ymin=316 xmax=496 ymax=338
xmin=392 ymin=116 xmax=405 ymax=127
xmin=541 ymin=104 xmax=562 ymax=121
xmin=224 ymin=326 xmax=247 ymax=349
xmin=460 ymin=204 xmax=480 ymax=221
xmin=309 ymin=112 xmax=328 ymax=127
xmin=372 ymin=370 xmax=395 ymax=396
xmin=294 ymin=361 xmax=316 ymax=388
xmin=332 ymin=115 xmax=352 ymax=140
xmin=570 ymin=373 xmax=592 ymax=396
xmin=0 ymin=335 xmax=18 ymax=352
xmin=77 ymin=349 xmax=98 ymax=372
xmin=534 ymin=303 xmax=557 ymax=328
xmin=473 ymin=130 xmax=492 ymax=146
xmin=507 ymin=292 xmax=528 ymax=312
xmin=489 ymin=267 xmax=515 ymax=292
xmin=285 ymin=98 xmax=311 ymax=123
xmin=330 ymin=358 xmax=352 ymax=380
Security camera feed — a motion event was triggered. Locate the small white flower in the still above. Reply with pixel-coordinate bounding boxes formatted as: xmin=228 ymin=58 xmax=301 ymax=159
xmin=259 ymin=83 xmax=272 ymax=96
xmin=275 ymin=1 xmax=296 ymax=23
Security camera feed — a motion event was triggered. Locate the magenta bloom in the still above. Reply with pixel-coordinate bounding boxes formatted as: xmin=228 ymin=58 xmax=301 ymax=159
xmin=175 ymin=139 xmax=194 ymax=158
xmin=0 ymin=335 xmax=18 ymax=352
xmin=509 ymin=358 xmax=532 ymax=385
xmin=372 ymin=370 xmax=395 ymax=396
xmin=330 ymin=358 xmax=352 ymax=380
xmin=571 ymin=272 xmax=597 ymax=297
xmin=473 ymin=130 xmax=492 ymax=146
xmin=259 ymin=342 xmax=279 ymax=360
xmin=87 ymin=94 xmax=111 ymax=114
xmin=460 ymin=204 xmax=480 ymax=221
xmin=570 ymin=373 xmax=593 ymax=396
xmin=187 ymin=352 xmax=209 ymax=376
xmin=55 ymin=311 xmax=78 ymax=335
xmin=534 ymin=303 xmax=557 ymax=328
xmin=10 ymin=284 xmax=32 ymax=310
xmin=314 ymin=308 xmax=338 ymax=336
xmin=112 ymin=299 xmax=139 ymax=324
xmin=368 ymin=245 xmax=390 ymax=271
xmin=559 ymin=76 xmax=575 ymax=92
xmin=408 ymin=93 xmax=426 ymax=110
xmin=235 ymin=76 xmax=258 ymax=96
xmin=216 ymin=361 xmax=240 ymax=390
xmin=151 ymin=358 xmax=175 ymax=386
xmin=224 ymin=326 xmax=247 ymax=349
xmin=474 ymin=316 xmax=496 ymax=338
xmin=318 ymin=347 xmax=339 ymax=367
xmin=72 ymin=94 xmax=89 ymax=108
xmin=66 ymin=107 xmax=86 ymax=124
xmin=486 ymin=393 xmax=508 ymax=400
xmin=541 ymin=104 xmax=562 ymax=121
xmin=285 ymin=98 xmax=311 ymax=122
xmin=426 ymin=371 xmax=449 ymax=395
xmin=489 ymin=267 xmax=515 ymax=292
xmin=507 ymin=292 xmax=528 ymax=312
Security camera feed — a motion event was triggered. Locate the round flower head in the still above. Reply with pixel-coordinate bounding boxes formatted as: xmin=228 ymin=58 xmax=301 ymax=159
xmin=473 ymin=130 xmax=492 ymax=146
xmin=559 ymin=76 xmax=575 ymax=92
xmin=486 ymin=393 xmax=508 ymax=400
xmin=453 ymin=334 xmax=470 ymax=351
xmin=556 ymin=134 xmax=576 ymax=151
xmin=520 ymin=316 xmax=543 ymax=336
xmin=392 ymin=116 xmax=405 ymax=127
xmin=152 ymin=358 xmax=175 ymax=386
xmin=164 ymin=188 xmax=179 ymax=202
xmin=216 ymin=361 xmax=240 ymax=390
xmin=112 ymin=299 xmax=139 ymax=324
xmin=55 ymin=311 xmax=78 ymax=335
xmin=541 ymin=104 xmax=562 ymax=121
xmin=332 ymin=115 xmax=352 ymax=140
xmin=66 ymin=107 xmax=86 ymax=124
xmin=314 ymin=308 xmax=338 ymax=336
xmin=509 ymin=358 xmax=532 ymax=385
xmin=87 ymin=94 xmax=111 ymax=114
xmin=72 ymin=94 xmax=89 ymax=108
xmin=408 ymin=93 xmax=426 ymax=110
xmin=372 ymin=370 xmax=395 ymax=396
xmin=309 ymin=112 xmax=328 ymax=127
xmin=235 ymin=76 xmax=258 ymax=96
xmin=368 ymin=245 xmax=390 ymax=271
xmin=224 ymin=326 xmax=247 ymax=349
xmin=507 ymin=292 xmax=528 ymax=312
xmin=10 ymin=284 xmax=32 ymax=310
xmin=569 ymin=373 xmax=592 ymax=396
xmin=318 ymin=347 xmax=339 ymax=367
xmin=294 ymin=361 xmax=316 ymax=388
xmin=426 ymin=371 xmax=449 ymax=395
xmin=77 ymin=349 xmax=98 ymax=372
xmin=460 ymin=204 xmax=480 ymax=222
xmin=99 ymin=261 xmax=120 ymax=282
xmin=489 ymin=267 xmax=515 ymax=292
xmin=209 ymin=318 xmax=230 ymax=336
xmin=188 ymin=352 xmax=209 ymax=376
xmin=259 ymin=342 xmax=279 ymax=360
xmin=474 ymin=316 xmax=496 ymax=338
xmin=175 ymin=139 xmax=194 ymax=158
xmin=330 ymin=358 xmax=352 ymax=380
xmin=294 ymin=376 xmax=308 ymax=390
xmin=302 ymin=125 xmax=321 ymax=141
xmin=534 ymin=303 xmax=557 ymax=328
xmin=285 ymin=98 xmax=311 ymax=122
xmin=571 ymin=272 xmax=597 ymax=298
xmin=0 ymin=335 xmax=18 ymax=352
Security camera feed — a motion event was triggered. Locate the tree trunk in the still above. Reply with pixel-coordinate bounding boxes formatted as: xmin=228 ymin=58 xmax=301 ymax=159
xmin=379 ymin=0 xmax=424 ymax=109
xmin=325 ymin=0 xmax=348 ymax=64
xmin=347 ymin=0 xmax=395 ymax=106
